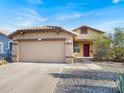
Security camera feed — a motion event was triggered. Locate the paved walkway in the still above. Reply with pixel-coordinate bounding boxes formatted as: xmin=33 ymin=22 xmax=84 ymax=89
xmin=65 ymin=61 xmax=102 ymax=70
xmin=0 ymin=63 xmax=65 ymax=93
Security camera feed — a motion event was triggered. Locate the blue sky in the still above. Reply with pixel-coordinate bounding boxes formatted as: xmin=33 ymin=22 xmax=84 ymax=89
xmin=0 ymin=0 xmax=124 ymax=33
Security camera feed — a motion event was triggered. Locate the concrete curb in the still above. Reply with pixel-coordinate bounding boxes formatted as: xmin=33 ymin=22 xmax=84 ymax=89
xmin=51 ymin=64 xmax=65 ymax=93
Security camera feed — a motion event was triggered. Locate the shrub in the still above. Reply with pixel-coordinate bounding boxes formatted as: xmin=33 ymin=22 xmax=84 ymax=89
xmin=94 ymin=28 xmax=124 ymax=62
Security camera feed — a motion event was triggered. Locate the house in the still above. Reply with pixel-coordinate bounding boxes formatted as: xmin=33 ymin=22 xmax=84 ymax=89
xmin=73 ymin=25 xmax=104 ymax=58
xmin=0 ymin=30 xmax=12 ymax=60
xmin=9 ymin=26 xmax=104 ymax=63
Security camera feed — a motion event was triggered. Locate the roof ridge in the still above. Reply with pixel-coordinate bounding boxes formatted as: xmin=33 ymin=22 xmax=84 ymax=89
xmin=0 ymin=30 xmax=10 ymax=36
xmin=17 ymin=26 xmax=62 ymax=31
xmin=8 ymin=26 xmax=77 ymax=38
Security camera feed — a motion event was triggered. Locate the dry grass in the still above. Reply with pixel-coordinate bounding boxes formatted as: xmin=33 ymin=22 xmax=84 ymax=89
xmin=0 ymin=59 xmax=7 ymax=65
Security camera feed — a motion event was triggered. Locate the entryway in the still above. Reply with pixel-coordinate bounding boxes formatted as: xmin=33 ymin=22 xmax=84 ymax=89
xmin=83 ymin=44 xmax=90 ymax=57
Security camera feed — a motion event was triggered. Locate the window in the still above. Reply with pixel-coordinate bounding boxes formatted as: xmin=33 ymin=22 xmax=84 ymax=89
xmin=80 ymin=27 xmax=87 ymax=34
xmin=8 ymin=41 xmax=13 ymax=52
xmin=74 ymin=44 xmax=80 ymax=53
xmin=0 ymin=42 xmax=4 ymax=53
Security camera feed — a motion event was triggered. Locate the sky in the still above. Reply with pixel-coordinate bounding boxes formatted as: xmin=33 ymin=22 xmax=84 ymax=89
xmin=0 ymin=0 xmax=124 ymax=33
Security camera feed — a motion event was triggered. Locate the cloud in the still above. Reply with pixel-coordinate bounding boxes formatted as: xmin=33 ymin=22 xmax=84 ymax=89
xmin=17 ymin=17 xmax=23 ymax=20
xmin=56 ymin=12 xmax=82 ymax=21
xmin=20 ymin=9 xmax=47 ymax=22
xmin=16 ymin=17 xmax=47 ymax=27
xmin=15 ymin=9 xmax=48 ymax=27
xmin=0 ymin=8 xmax=47 ymax=22
xmin=0 ymin=26 xmax=16 ymax=31
xmin=93 ymin=20 xmax=124 ymax=33
xmin=0 ymin=8 xmax=48 ymax=30
xmin=113 ymin=0 xmax=121 ymax=3
xmin=55 ymin=11 xmax=94 ymax=21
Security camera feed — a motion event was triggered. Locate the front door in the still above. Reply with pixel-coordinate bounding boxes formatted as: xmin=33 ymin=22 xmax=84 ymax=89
xmin=83 ymin=44 xmax=90 ymax=57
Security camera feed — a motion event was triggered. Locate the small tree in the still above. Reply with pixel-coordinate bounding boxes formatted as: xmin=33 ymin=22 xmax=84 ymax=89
xmin=112 ymin=28 xmax=124 ymax=61
xmin=94 ymin=28 xmax=124 ymax=62
xmin=94 ymin=34 xmax=112 ymax=60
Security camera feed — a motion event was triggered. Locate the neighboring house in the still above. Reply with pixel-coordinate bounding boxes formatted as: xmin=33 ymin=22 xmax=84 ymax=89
xmin=9 ymin=26 xmax=104 ymax=63
xmin=0 ymin=31 xmax=12 ymax=60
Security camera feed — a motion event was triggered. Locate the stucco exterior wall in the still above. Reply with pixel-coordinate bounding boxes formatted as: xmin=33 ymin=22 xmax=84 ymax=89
xmin=12 ymin=31 xmax=73 ymax=40
xmin=11 ymin=42 xmax=18 ymax=61
xmin=74 ymin=28 xmax=104 ymax=40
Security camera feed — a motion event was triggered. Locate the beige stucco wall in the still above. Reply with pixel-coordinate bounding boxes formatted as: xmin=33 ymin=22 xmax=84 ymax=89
xmin=12 ymin=31 xmax=73 ymax=40
xmin=74 ymin=28 xmax=104 ymax=40
xmin=11 ymin=31 xmax=74 ymax=63
xmin=12 ymin=42 xmax=18 ymax=61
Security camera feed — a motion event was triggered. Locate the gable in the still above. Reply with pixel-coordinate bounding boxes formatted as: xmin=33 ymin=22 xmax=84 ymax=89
xmin=73 ymin=26 xmax=104 ymax=34
xmin=73 ymin=26 xmax=104 ymax=40
xmin=73 ymin=28 xmax=103 ymax=36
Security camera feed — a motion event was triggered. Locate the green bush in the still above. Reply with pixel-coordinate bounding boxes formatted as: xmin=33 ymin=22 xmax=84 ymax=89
xmin=94 ymin=28 xmax=124 ymax=62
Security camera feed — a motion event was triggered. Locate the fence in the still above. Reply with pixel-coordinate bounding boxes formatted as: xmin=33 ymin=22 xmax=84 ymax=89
xmin=118 ymin=75 xmax=124 ymax=93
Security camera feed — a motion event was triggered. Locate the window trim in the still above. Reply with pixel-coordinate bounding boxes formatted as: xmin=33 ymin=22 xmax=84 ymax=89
xmin=8 ymin=41 xmax=13 ymax=50
xmin=0 ymin=42 xmax=4 ymax=53
xmin=80 ymin=27 xmax=88 ymax=34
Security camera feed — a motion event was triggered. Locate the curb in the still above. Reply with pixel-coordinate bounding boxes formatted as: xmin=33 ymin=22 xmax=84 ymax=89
xmin=51 ymin=64 xmax=65 ymax=93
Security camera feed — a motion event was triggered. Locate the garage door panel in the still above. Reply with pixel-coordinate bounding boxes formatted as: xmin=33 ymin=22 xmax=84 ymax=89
xmin=19 ymin=41 xmax=65 ymax=62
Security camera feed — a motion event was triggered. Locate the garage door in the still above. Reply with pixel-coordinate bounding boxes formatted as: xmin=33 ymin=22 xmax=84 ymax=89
xmin=19 ymin=41 xmax=65 ymax=63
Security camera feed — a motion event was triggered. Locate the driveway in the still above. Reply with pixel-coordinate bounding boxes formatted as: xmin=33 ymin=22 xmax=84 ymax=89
xmin=0 ymin=62 xmax=65 ymax=93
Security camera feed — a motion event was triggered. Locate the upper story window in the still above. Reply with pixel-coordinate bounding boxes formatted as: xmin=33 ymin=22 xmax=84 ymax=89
xmin=0 ymin=42 xmax=4 ymax=53
xmin=80 ymin=27 xmax=87 ymax=34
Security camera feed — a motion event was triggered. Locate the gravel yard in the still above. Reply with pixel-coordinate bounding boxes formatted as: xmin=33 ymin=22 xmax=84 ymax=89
xmin=53 ymin=62 xmax=124 ymax=93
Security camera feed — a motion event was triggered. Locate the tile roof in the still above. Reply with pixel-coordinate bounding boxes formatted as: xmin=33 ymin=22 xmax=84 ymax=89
xmin=9 ymin=26 xmax=77 ymax=38
xmin=17 ymin=26 xmax=62 ymax=31
xmin=0 ymin=30 xmax=11 ymax=36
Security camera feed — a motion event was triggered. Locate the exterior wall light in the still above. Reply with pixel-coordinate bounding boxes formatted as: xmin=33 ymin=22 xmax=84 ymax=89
xmin=38 ymin=38 xmax=42 ymax=41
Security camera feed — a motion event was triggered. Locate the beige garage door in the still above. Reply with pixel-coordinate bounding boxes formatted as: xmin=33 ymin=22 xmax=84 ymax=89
xmin=19 ymin=41 xmax=65 ymax=62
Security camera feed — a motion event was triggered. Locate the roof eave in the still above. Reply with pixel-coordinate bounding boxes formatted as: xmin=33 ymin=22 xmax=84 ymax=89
xmin=73 ymin=25 xmax=105 ymax=33
xmin=8 ymin=28 xmax=77 ymax=39
xmin=0 ymin=32 xmax=8 ymax=36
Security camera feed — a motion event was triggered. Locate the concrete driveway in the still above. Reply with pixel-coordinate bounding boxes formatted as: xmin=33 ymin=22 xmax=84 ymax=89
xmin=0 ymin=62 xmax=65 ymax=93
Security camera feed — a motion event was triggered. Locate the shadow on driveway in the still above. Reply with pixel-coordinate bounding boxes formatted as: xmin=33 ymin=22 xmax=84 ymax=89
xmin=50 ymin=70 xmax=123 ymax=81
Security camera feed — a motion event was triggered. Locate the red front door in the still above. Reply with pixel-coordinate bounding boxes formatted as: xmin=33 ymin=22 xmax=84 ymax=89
xmin=83 ymin=44 xmax=90 ymax=57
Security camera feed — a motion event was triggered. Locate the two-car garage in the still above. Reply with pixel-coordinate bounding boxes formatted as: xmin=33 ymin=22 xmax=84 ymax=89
xmin=19 ymin=41 xmax=65 ymax=63
xmin=9 ymin=26 xmax=74 ymax=63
